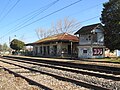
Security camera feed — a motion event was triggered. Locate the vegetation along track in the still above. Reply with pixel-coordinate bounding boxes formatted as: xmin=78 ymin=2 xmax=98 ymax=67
xmin=1 ymin=56 xmax=120 ymax=89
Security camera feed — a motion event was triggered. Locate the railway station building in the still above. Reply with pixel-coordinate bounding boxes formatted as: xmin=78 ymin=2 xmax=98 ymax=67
xmin=75 ymin=23 xmax=105 ymax=58
xmin=26 ymin=33 xmax=79 ymax=58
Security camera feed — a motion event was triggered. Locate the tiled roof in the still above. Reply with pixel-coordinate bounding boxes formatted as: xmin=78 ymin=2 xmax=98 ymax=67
xmin=30 ymin=33 xmax=79 ymax=45
xmin=75 ymin=23 xmax=103 ymax=34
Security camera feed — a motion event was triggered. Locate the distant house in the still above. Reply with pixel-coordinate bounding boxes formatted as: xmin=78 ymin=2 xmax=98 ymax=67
xmin=75 ymin=23 xmax=105 ymax=58
xmin=26 ymin=33 xmax=79 ymax=58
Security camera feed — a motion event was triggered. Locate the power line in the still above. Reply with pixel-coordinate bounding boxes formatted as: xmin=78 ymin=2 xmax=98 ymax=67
xmin=2 ymin=15 xmax=100 ymax=44
xmin=0 ymin=0 xmax=103 ymax=32
xmin=0 ymin=0 xmax=59 ymax=29
xmin=18 ymin=15 xmax=100 ymax=40
xmin=6 ymin=0 xmax=82 ymax=35
xmin=0 ymin=0 xmax=82 ymax=39
xmin=0 ymin=0 xmax=101 ymax=42
xmin=0 ymin=0 xmax=21 ymax=22
xmin=0 ymin=0 xmax=59 ymax=39
xmin=38 ymin=16 xmax=100 ymax=36
xmin=0 ymin=0 xmax=102 ymax=30
xmin=80 ymin=15 xmax=99 ymax=23
xmin=48 ymin=15 xmax=100 ymax=34
xmin=11 ymin=0 xmax=59 ymax=31
xmin=68 ymin=16 xmax=100 ymax=33
xmin=23 ymin=16 xmax=99 ymax=39
xmin=70 ymin=3 xmax=103 ymax=16
xmin=0 ymin=0 xmax=11 ymax=19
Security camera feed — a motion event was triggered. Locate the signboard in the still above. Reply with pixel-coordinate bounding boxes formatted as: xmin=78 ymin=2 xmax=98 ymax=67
xmin=93 ymin=48 xmax=103 ymax=56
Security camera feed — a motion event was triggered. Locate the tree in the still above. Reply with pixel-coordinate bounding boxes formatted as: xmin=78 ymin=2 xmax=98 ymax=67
xmin=2 ymin=43 xmax=9 ymax=51
xmin=35 ymin=28 xmax=48 ymax=39
xmin=10 ymin=39 xmax=25 ymax=51
xmin=100 ymin=0 xmax=120 ymax=50
xmin=0 ymin=44 xmax=2 ymax=51
xmin=35 ymin=17 xmax=81 ymax=39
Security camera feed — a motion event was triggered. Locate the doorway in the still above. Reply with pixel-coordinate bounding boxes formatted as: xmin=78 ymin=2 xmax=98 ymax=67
xmin=68 ymin=45 xmax=71 ymax=55
xmin=53 ymin=45 xmax=57 ymax=55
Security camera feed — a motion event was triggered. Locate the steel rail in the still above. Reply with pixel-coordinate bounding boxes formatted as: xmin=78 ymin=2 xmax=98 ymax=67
xmin=0 ymin=59 xmax=108 ymax=90
xmin=3 ymin=67 xmax=52 ymax=90
xmin=3 ymin=57 xmax=120 ymax=81
xmin=3 ymin=56 xmax=120 ymax=75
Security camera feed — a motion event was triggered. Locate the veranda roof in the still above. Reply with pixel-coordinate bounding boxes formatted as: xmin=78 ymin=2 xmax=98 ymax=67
xmin=26 ymin=33 xmax=79 ymax=45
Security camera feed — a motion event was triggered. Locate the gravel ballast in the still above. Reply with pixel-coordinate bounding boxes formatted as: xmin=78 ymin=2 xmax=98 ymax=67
xmin=0 ymin=68 xmax=41 ymax=90
xmin=11 ymin=60 xmax=120 ymax=90
xmin=0 ymin=60 xmax=89 ymax=90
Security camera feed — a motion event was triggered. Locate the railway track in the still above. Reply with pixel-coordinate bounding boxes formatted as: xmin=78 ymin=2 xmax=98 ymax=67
xmin=4 ymin=55 xmax=120 ymax=75
xmin=0 ymin=60 xmax=89 ymax=90
xmin=0 ymin=58 xmax=106 ymax=90
xmin=2 ymin=56 xmax=120 ymax=81
xmin=0 ymin=56 xmax=120 ymax=90
xmin=2 ymin=66 xmax=51 ymax=90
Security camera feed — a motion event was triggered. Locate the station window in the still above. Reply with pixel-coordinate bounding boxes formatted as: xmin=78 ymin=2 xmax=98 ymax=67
xmin=83 ymin=50 xmax=87 ymax=53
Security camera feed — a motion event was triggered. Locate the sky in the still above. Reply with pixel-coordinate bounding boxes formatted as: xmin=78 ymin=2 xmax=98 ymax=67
xmin=0 ymin=0 xmax=109 ymax=45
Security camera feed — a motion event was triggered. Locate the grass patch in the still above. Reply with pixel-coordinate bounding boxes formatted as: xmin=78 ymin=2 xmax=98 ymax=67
xmin=104 ymin=57 xmax=120 ymax=63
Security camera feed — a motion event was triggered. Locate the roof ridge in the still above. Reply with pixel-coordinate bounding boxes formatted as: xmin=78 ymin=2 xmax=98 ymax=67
xmin=74 ymin=23 xmax=103 ymax=34
xmin=82 ymin=23 xmax=101 ymax=28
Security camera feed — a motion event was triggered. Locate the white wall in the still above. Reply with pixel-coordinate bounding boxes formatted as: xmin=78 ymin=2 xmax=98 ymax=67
xmin=79 ymin=34 xmax=92 ymax=45
xmin=78 ymin=46 xmax=92 ymax=58
xmin=116 ymin=50 xmax=120 ymax=57
xmin=79 ymin=29 xmax=104 ymax=45
xmin=96 ymin=29 xmax=104 ymax=45
xmin=78 ymin=46 xmax=105 ymax=58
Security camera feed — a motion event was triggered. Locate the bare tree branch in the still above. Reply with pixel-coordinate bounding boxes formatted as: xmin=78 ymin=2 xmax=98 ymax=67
xmin=35 ymin=28 xmax=45 ymax=39
xmin=51 ymin=17 xmax=81 ymax=34
xmin=35 ymin=17 xmax=81 ymax=40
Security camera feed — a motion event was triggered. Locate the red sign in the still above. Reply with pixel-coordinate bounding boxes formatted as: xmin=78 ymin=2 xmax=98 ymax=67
xmin=93 ymin=48 xmax=103 ymax=55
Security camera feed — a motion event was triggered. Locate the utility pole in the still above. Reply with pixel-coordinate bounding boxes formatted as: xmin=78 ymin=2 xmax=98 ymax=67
xmin=9 ymin=36 xmax=11 ymax=45
xmin=71 ymin=41 xmax=73 ymax=59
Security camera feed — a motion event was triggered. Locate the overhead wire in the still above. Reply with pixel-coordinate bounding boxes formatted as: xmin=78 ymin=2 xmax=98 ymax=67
xmin=0 ymin=0 xmax=59 ymax=29
xmin=0 ymin=0 xmax=21 ymax=22
xmin=1 ymin=1 xmax=103 ymax=30
xmin=1 ymin=15 xmax=100 ymax=44
xmin=1 ymin=0 xmax=82 ymax=37
xmin=46 ymin=15 xmax=100 ymax=34
xmin=23 ymin=15 xmax=100 ymax=41
xmin=15 ymin=1 xmax=105 ymax=42
xmin=70 ymin=2 xmax=103 ymax=16
xmin=0 ymin=0 xmax=60 ymax=39
xmin=0 ymin=0 xmax=11 ymax=19
xmin=11 ymin=0 xmax=101 ymax=35
xmin=11 ymin=0 xmax=59 ymax=31
xmin=0 ymin=0 xmax=103 ymax=42
xmin=67 ymin=15 xmax=100 ymax=34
